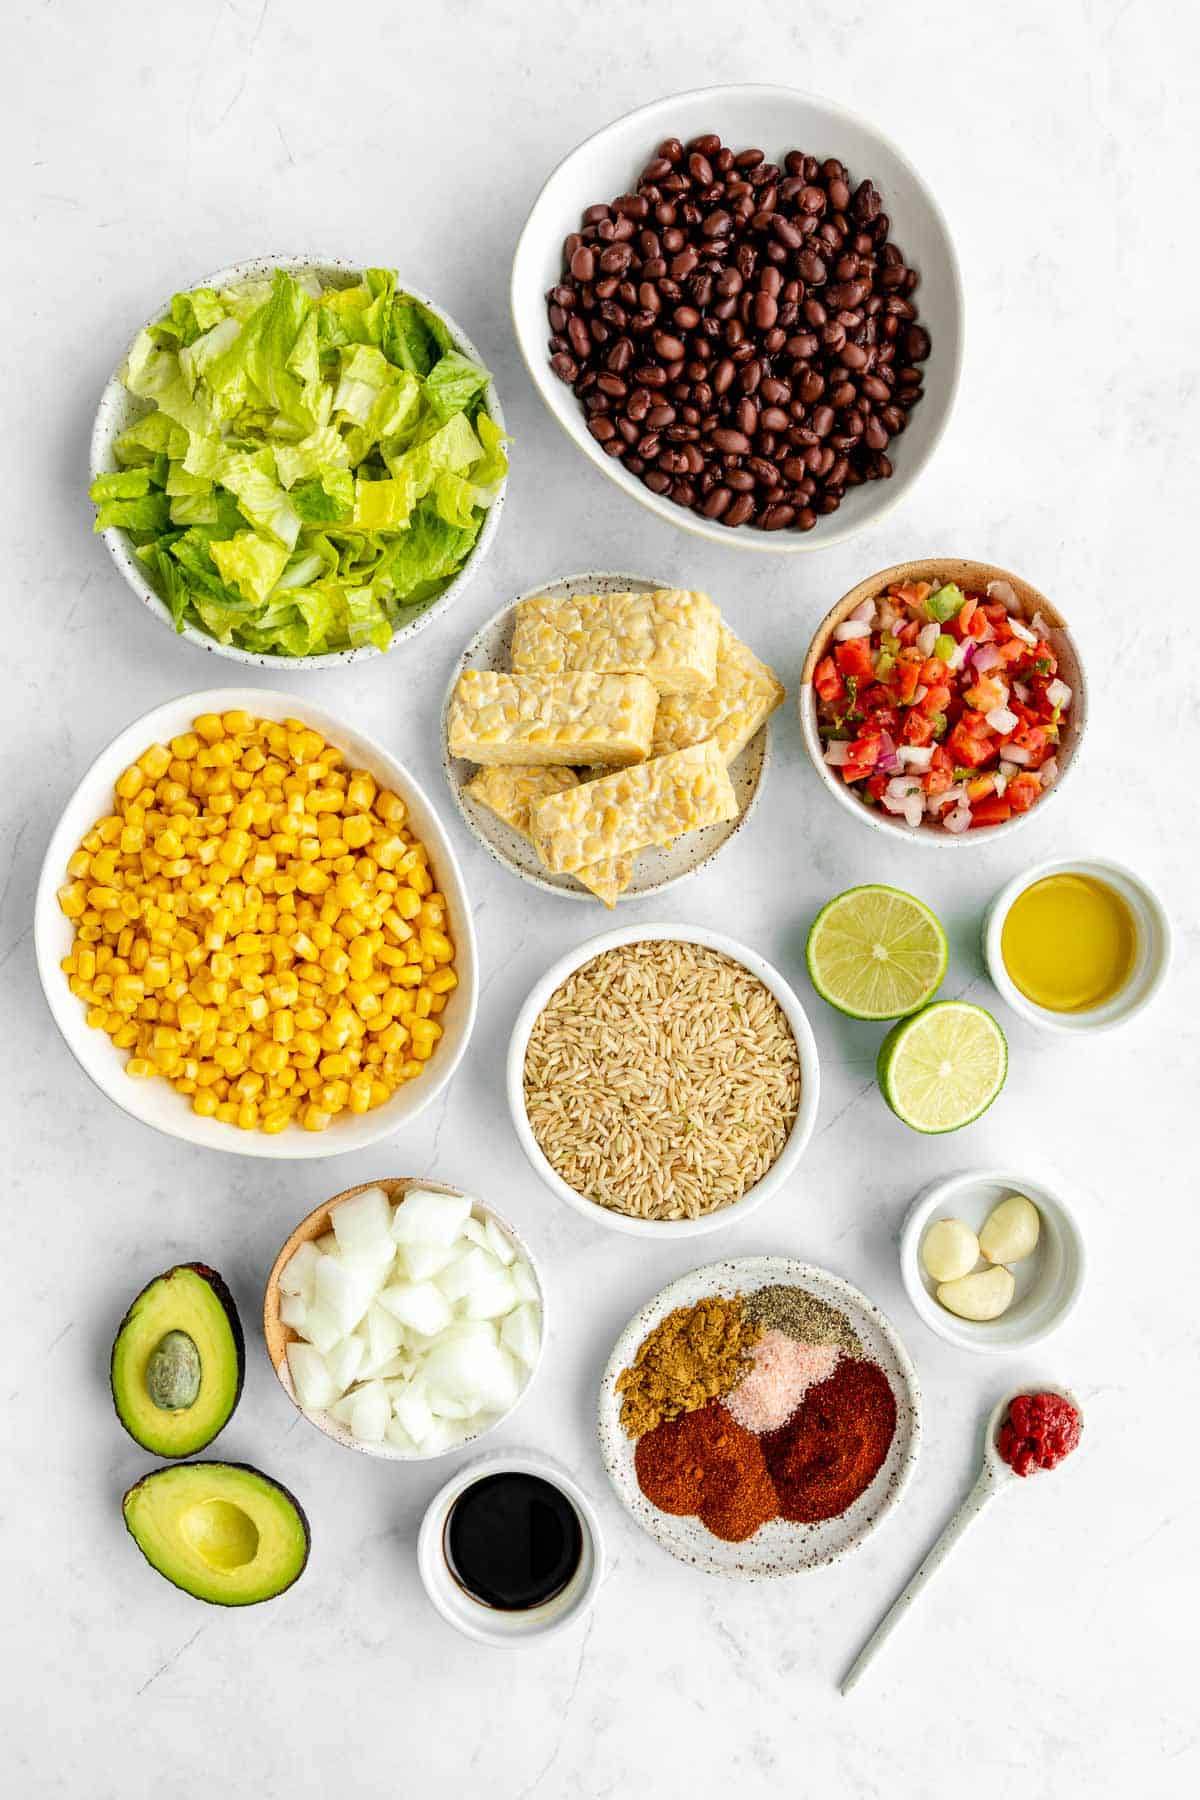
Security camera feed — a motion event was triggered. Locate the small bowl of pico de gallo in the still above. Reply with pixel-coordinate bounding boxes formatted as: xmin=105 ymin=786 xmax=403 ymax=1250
xmin=799 ymin=559 xmax=1086 ymax=844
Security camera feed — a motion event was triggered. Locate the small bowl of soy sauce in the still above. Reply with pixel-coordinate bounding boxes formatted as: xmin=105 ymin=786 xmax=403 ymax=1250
xmin=418 ymin=1451 xmax=604 ymax=1645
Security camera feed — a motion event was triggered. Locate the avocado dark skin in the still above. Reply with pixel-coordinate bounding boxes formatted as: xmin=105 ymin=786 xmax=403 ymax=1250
xmin=122 ymin=1461 xmax=311 ymax=1606
xmin=110 ymin=1264 xmax=245 ymax=1457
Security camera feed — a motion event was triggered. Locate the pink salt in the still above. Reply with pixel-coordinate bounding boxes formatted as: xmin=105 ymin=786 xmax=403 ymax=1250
xmin=724 ymin=1329 xmax=840 ymax=1433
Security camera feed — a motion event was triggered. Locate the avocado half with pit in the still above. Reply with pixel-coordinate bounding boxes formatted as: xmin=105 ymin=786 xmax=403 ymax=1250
xmin=123 ymin=1462 xmax=310 ymax=1606
xmin=111 ymin=1264 xmax=244 ymax=1457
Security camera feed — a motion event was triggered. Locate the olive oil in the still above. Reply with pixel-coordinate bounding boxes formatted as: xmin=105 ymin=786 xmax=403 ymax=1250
xmin=1001 ymin=872 xmax=1137 ymax=1012
xmin=444 ymin=1472 xmax=582 ymax=1611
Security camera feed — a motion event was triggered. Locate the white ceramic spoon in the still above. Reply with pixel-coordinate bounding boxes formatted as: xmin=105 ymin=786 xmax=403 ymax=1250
xmin=840 ymin=1384 xmax=1082 ymax=1695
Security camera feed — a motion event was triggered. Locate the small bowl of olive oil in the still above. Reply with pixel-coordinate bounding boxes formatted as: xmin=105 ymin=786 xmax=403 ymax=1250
xmin=984 ymin=858 xmax=1171 ymax=1033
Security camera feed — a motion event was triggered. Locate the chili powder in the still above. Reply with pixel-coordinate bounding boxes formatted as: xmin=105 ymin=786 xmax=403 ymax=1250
xmin=634 ymin=1403 xmax=778 ymax=1542
xmin=760 ymin=1358 xmax=897 ymax=1524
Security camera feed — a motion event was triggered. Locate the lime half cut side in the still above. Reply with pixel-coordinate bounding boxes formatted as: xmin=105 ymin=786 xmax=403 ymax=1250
xmin=807 ymin=885 xmax=948 ymax=1021
xmin=877 ymin=1000 xmax=1008 ymax=1133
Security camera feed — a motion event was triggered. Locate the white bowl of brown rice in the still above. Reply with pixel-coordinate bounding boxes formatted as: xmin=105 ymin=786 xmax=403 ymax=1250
xmin=507 ymin=925 xmax=821 ymax=1237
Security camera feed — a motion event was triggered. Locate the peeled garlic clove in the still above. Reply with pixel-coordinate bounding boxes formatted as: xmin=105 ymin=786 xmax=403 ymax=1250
xmin=936 ymin=1265 xmax=1016 ymax=1322
xmin=979 ymin=1194 xmax=1040 ymax=1266
xmin=921 ymin=1218 xmax=980 ymax=1283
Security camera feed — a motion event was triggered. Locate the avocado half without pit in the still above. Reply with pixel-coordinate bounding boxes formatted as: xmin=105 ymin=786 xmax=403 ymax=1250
xmin=111 ymin=1265 xmax=244 ymax=1457
xmin=123 ymin=1463 xmax=310 ymax=1606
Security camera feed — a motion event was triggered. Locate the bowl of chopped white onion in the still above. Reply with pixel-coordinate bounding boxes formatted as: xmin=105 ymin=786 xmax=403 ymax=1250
xmin=264 ymin=1178 xmax=545 ymax=1460
xmin=799 ymin=558 xmax=1086 ymax=846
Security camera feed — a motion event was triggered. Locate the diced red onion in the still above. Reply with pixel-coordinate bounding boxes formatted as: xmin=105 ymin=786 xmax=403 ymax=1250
xmin=943 ymin=804 xmax=972 ymax=834
xmin=878 ymin=755 xmax=902 ymax=776
xmin=898 ymin=745 xmax=933 ymax=770
xmin=1004 ymin=744 xmax=1031 ymax=766
xmin=1046 ymin=678 xmax=1072 ymax=710
xmin=1030 ymin=612 xmax=1050 ymax=638
xmin=1039 ymin=757 xmax=1059 ymax=788
xmin=851 ymin=599 xmax=877 ymax=626
xmin=986 ymin=704 xmax=1019 ymax=735
xmin=916 ymin=622 xmax=939 ymax=657
xmin=877 ymin=602 xmax=899 ymax=632
xmin=834 ymin=619 xmax=872 ymax=642
xmin=960 ymin=639 xmax=977 ymax=668
xmin=1012 ymin=679 xmax=1031 ymax=704
xmin=998 ymin=760 xmax=1018 ymax=781
xmin=824 ymin=740 xmax=852 ymax=767
xmin=972 ymin=643 xmax=1003 ymax=674
xmin=877 ymin=730 xmax=896 ymax=761
xmin=987 ymin=579 xmax=1018 ymax=607
xmin=1009 ymin=617 xmax=1037 ymax=646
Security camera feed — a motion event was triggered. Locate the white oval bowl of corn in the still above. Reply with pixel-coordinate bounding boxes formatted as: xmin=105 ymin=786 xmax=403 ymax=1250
xmin=36 ymin=689 xmax=477 ymax=1157
xmin=441 ymin=573 xmax=785 ymax=905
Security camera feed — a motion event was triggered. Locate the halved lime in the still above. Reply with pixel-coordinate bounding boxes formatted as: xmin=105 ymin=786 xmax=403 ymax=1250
xmin=807 ymin=885 xmax=948 ymax=1020
xmin=877 ymin=1001 xmax=1007 ymax=1133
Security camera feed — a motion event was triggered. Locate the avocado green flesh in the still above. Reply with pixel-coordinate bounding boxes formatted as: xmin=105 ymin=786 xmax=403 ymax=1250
xmin=123 ymin=1462 xmax=310 ymax=1606
xmin=111 ymin=1266 xmax=244 ymax=1457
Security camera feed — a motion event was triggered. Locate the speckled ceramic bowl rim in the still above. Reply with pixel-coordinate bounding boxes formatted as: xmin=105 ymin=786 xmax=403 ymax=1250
xmin=597 ymin=1255 xmax=922 ymax=1577
xmin=798 ymin=558 xmax=1086 ymax=847
xmin=441 ymin=571 xmax=771 ymax=903
xmin=417 ymin=1447 xmax=605 ymax=1643
xmin=89 ymin=255 xmax=507 ymax=670
xmin=34 ymin=688 xmax=478 ymax=1158
xmin=511 ymin=83 xmax=963 ymax=554
xmin=263 ymin=1177 xmax=545 ymax=1461
xmin=981 ymin=856 xmax=1173 ymax=1033
xmin=506 ymin=923 xmax=821 ymax=1239
xmin=899 ymin=1168 xmax=1087 ymax=1354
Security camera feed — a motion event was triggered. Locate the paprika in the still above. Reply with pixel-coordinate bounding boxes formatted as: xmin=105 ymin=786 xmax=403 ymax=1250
xmin=760 ymin=1358 xmax=897 ymax=1524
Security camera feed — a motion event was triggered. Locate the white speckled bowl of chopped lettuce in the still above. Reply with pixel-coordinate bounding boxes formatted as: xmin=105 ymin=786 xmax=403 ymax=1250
xmin=89 ymin=257 xmax=508 ymax=667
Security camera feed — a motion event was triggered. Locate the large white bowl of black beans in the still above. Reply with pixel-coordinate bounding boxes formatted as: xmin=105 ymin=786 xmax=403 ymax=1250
xmin=512 ymin=86 xmax=963 ymax=550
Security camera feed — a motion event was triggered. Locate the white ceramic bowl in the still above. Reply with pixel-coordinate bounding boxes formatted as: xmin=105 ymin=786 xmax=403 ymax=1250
xmin=264 ymin=1179 xmax=545 ymax=1462
xmin=506 ymin=922 xmax=821 ymax=1238
xmin=982 ymin=857 xmax=1172 ymax=1033
xmin=511 ymin=85 xmax=962 ymax=552
xmin=899 ymin=1169 xmax=1086 ymax=1354
xmin=90 ymin=256 xmax=507 ymax=670
xmin=598 ymin=1256 xmax=921 ymax=1577
xmin=35 ymin=688 xmax=478 ymax=1158
xmin=442 ymin=571 xmax=774 ymax=904
xmin=418 ymin=1449 xmax=604 ymax=1642
xmin=799 ymin=558 xmax=1086 ymax=848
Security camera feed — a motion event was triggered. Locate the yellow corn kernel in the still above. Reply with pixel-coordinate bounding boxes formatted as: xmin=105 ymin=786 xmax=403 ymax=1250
xmin=261 ymin=1107 xmax=292 ymax=1134
xmin=301 ymin=1104 xmax=332 ymax=1132
xmin=138 ymin=744 xmax=172 ymax=780
xmin=374 ymin=789 xmax=406 ymax=825
xmin=427 ymin=967 xmax=457 ymax=995
xmin=192 ymin=1089 xmax=220 ymax=1117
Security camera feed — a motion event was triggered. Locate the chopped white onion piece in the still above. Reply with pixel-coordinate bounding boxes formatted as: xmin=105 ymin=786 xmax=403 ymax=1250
xmin=902 ymin=796 xmax=925 ymax=829
xmin=897 ymin=746 xmax=933 ymax=770
xmin=298 ymin=1303 xmax=343 ymax=1355
xmin=392 ymin=1381 xmax=435 ymax=1447
xmin=287 ymin=1342 xmax=337 ymax=1412
xmin=399 ymin=1243 xmax=457 ymax=1282
xmin=314 ymin=1257 xmax=376 ymax=1335
xmin=390 ymin=1189 xmax=473 ymax=1247
xmin=1046 ymin=678 xmax=1072 ymax=710
xmin=834 ymin=619 xmax=872 ymax=641
xmin=459 ymin=1216 xmax=491 ymax=1250
xmin=971 ymin=643 xmax=1003 ymax=674
xmin=365 ymin=1302 xmax=407 ymax=1368
xmin=929 ymin=783 xmax=967 ymax=813
xmin=279 ymin=1239 xmax=322 ymax=1303
xmin=349 ymin=1381 xmax=391 ymax=1444
xmin=500 ymin=1304 xmax=542 ymax=1369
xmin=986 ymin=705 xmax=1019 ymax=735
xmin=993 ymin=771 xmax=1007 ymax=796
xmin=1039 ymin=757 xmax=1059 ymax=788
xmin=384 ymin=1418 xmax=418 ymax=1454
xmin=851 ymin=598 xmax=877 ymax=625
xmin=1030 ymin=612 xmax=1050 ymax=638
xmin=1013 ymin=679 xmax=1031 ymax=704
xmin=331 ymin=1186 xmax=395 ymax=1267
xmin=916 ymin=622 xmax=939 ymax=657
xmin=484 ymin=1217 xmax=517 ymax=1267
xmin=1008 ymin=617 xmax=1037 ymax=646
xmin=1004 ymin=744 xmax=1032 ymax=766
xmin=378 ymin=1280 xmax=452 ymax=1337
xmin=913 ymin=684 xmax=928 ymax=705
xmin=943 ymin=804 xmax=973 ymax=834
xmin=824 ymin=740 xmax=853 ymax=767
xmin=986 ymin=579 xmax=1018 ymax=606
xmin=325 ymin=1335 xmax=365 ymax=1395
xmin=279 ymin=1291 xmax=308 ymax=1332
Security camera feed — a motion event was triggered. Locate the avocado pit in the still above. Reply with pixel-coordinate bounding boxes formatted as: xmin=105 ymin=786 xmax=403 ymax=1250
xmin=145 ymin=1330 xmax=202 ymax=1411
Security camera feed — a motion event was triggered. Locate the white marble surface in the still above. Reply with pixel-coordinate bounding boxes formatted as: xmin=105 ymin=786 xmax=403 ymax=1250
xmin=4 ymin=3 xmax=1198 ymax=1794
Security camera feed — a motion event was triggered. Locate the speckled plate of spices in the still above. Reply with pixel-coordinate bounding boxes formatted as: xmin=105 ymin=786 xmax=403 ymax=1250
xmin=598 ymin=1257 xmax=921 ymax=1578
xmin=441 ymin=572 xmax=773 ymax=904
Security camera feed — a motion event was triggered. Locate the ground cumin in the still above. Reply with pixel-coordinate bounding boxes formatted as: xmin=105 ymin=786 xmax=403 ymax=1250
xmin=617 ymin=1296 xmax=762 ymax=1438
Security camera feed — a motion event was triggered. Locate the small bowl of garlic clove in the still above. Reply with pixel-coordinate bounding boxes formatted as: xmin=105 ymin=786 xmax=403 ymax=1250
xmin=899 ymin=1168 xmax=1086 ymax=1353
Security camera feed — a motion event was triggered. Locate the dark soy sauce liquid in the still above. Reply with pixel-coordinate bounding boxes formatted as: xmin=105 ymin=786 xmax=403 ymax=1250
xmin=445 ymin=1472 xmax=583 ymax=1611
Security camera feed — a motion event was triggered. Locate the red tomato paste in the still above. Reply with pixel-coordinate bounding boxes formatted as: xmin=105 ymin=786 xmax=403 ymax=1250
xmin=997 ymin=1391 xmax=1081 ymax=1477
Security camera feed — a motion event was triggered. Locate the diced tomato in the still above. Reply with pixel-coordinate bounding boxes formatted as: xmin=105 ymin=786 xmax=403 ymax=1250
xmin=1032 ymin=641 xmax=1058 ymax=675
xmin=930 ymin=745 xmax=953 ymax=774
xmin=919 ymin=683 xmax=952 ymax=717
xmin=866 ymin=773 xmax=889 ymax=802
xmin=919 ymin=657 xmax=945 ymax=686
xmin=956 ymin=597 xmax=978 ymax=637
xmin=983 ymin=602 xmax=1009 ymax=623
xmin=835 ymin=637 xmax=875 ymax=684
xmin=813 ymin=655 xmax=845 ymax=704
xmin=896 ymin=620 xmax=920 ymax=645
xmin=966 ymin=775 xmax=995 ymax=802
xmin=893 ymin=651 xmax=923 ymax=703
xmin=902 ymin=710 xmax=935 ymax=747
xmin=947 ymin=722 xmax=996 ymax=768
xmin=958 ymin=709 xmax=992 ymax=738
xmin=967 ymin=608 xmax=990 ymax=639
xmin=841 ymin=732 xmax=882 ymax=782
xmin=923 ymin=767 xmax=953 ymax=796
xmin=893 ymin=581 xmax=930 ymax=608
xmin=1006 ymin=772 xmax=1042 ymax=812
xmin=964 ymin=677 xmax=1006 ymax=714
xmin=1011 ymin=723 xmax=1051 ymax=768
xmin=994 ymin=638 xmax=1025 ymax=664
xmin=970 ymin=796 xmax=1012 ymax=827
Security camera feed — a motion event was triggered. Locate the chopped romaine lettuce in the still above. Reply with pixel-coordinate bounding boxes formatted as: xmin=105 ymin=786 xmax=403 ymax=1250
xmin=91 ymin=268 xmax=505 ymax=655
